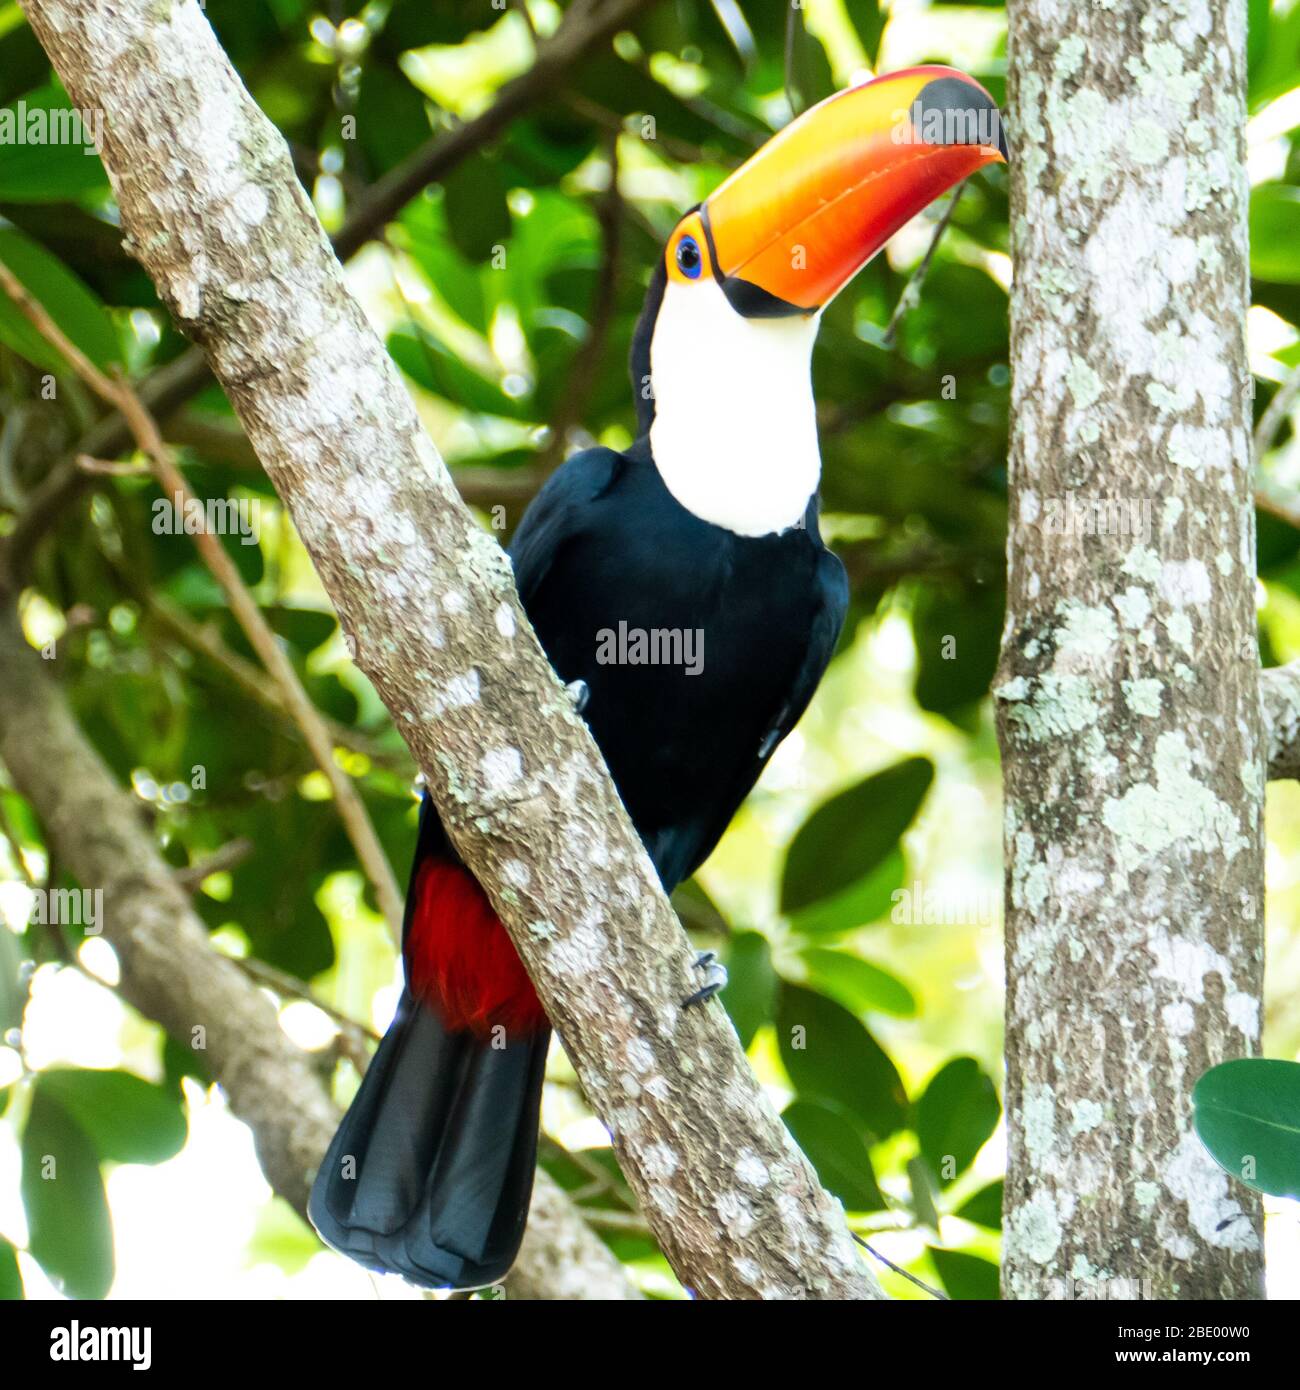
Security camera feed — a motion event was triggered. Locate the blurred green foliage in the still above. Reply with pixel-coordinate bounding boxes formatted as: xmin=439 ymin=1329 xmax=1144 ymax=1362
xmin=0 ymin=0 xmax=1298 ymax=1301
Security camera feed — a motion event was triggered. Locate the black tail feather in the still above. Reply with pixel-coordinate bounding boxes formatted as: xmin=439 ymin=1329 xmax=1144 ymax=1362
xmin=309 ymin=988 xmax=548 ymax=1289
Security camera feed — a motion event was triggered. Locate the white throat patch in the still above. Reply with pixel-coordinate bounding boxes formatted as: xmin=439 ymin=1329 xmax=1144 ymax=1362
xmin=648 ymin=278 xmax=822 ymax=536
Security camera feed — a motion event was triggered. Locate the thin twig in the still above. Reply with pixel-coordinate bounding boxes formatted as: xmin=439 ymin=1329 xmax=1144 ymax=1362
xmin=76 ymin=453 xmax=150 ymax=477
xmin=0 ymin=257 xmax=406 ymax=945
xmin=106 ymin=551 xmax=405 ymax=767
xmin=1252 ymin=366 xmax=1300 ymax=527
xmin=232 ymin=953 xmax=381 ymax=1044
xmin=539 ymin=1134 xmax=639 ymax=1210
xmin=573 ymin=1207 xmax=652 ymax=1234
xmin=174 ymin=837 xmax=255 ymax=889
xmin=562 ymin=91 xmax=718 ymax=166
xmin=1254 ymin=363 xmax=1300 ymax=467
xmin=233 ymin=953 xmax=379 ymax=1077
xmin=851 ymin=1232 xmax=950 ymax=1300
xmin=881 ymin=185 xmax=965 ymax=349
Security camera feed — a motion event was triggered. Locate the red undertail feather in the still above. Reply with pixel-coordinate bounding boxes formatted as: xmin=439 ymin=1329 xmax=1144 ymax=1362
xmin=405 ymin=858 xmax=548 ymax=1037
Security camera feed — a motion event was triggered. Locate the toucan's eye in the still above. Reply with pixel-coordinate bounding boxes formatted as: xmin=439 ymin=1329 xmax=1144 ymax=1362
xmin=676 ymin=235 xmax=702 ymax=279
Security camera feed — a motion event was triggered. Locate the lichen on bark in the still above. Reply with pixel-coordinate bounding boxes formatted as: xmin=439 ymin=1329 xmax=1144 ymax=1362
xmin=998 ymin=0 xmax=1264 ymax=1299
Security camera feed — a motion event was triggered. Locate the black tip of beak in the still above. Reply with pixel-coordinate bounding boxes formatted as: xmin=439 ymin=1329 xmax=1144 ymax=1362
xmin=915 ymin=76 xmax=1008 ymax=161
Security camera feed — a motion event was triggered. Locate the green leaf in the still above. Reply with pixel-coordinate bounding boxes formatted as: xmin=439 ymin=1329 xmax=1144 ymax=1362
xmin=36 ymin=1068 xmax=188 ymax=1166
xmin=671 ymin=876 xmax=730 ymax=935
xmin=266 ymin=605 xmax=337 ymax=656
xmin=782 ymin=1100 xmax=885 ymax=1212
xmin=788 ymin=847 xmax=905 ymax=937
xmin=571 ymin=53 xmax=750 ymax=158
xmin=501 ymin=113 xmax=598 ymax=190
xmin=1251 ymin=184 xmax=1300 ymax=284
xmin=912 ymin=581 xmax=1004 ymax=717
xmin=781 ymin=757 xmax=934 ymax=914
xmin=0 ymin=1234 xmax=23 ymax=1300
xmin=785 ymin=18 xmax=835 ymax=111
xmin=0 ymin=920 xmax=27 ymax=1031
xmin=442 ymin=157 xmax=511 ymax=264
xmin=398 ymin=198 xmax=490 ymax=334
xmin=1249 ymin=2 xmax=1300 ymax=109
xmin=929 ymin=1246 xmax=1000 ymax=1300
xmin=845 ymin=0 xmax=886 ymax=65
xmin=722 ymin=930 xmax=777 ymax=1049
xmin=381 ymin=0 xmax=499 ymax=50
xmin=907 ymin=1154 xmax=941 ymax=1230
xmin=916 ymin=1056 xmax=1000 ymax=1183
xmin=21 ymin=1090 xmax=113 ymax=1298
xmin=1193 ymin=1058 xmax=1300 ymax=1198
xmin=354 ymin=67 xmax=430 ymax=175
xmin=800 ymin=947 xmax=916 ymax=1018
xmin=163 ymin=1033 xmax=210 ymax=1093
xmin=387 ymin=329 xmax=528 ymax=419
xmin=900 ymin=261 xmax=1010 ymax=367
xmin=0 ymin=225 xmax=119 ymax=371
xmin=776 ymin=985 xmax=907 ymax=1142
xmin=1247 ymin=0 xmax=1271 ymax=80
xmin=0 ymin=86 xmax=110 ymax=202
xmin=955 ymin=1179 xmax=1003 ymax=1230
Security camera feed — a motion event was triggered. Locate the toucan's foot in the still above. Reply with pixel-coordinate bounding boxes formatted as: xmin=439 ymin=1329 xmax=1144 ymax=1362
xmin=681 ymin=950 xmax=728 ymax=1009
xmin=566 ymin=679 xmax=590 ymax=715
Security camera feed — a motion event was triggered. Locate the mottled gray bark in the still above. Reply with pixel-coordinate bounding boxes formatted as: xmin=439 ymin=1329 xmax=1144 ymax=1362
xmin=0 ymin=609 xmax=638 ymax=1299
xmin=998 ymin=0 xmax=1264 ymax=1298
xmin=17 ymin=0 xmax=877 ymax=1298
xmin=1262 ymin=660 xmax=1300 ymax=780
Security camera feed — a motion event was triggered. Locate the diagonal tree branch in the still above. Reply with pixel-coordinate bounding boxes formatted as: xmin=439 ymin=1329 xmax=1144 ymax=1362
xmin=0 ymin=607 xmax=638 ymax=1298
xmin=18 ymin=0 xmax=877 ymax=1299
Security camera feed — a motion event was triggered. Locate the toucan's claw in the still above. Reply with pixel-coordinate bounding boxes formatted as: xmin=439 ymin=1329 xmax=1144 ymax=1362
xmin=682 ymin=950 xmax=728 ymax=1009
xmin=566 ymin=679 xmax=590 ymax=715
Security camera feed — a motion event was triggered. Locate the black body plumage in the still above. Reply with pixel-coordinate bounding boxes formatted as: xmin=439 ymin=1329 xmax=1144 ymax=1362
xmin=309 ymin=361 xmax=847 ymax=1294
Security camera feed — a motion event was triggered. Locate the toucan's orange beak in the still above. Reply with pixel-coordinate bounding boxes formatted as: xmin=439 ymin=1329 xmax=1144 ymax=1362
xmin=701 ymin=66 xmax=1007 ymax=318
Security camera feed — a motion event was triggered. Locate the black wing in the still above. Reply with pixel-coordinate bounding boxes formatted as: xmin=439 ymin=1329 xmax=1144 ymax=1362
xmin=507 ymin=447 xmax=626 ymax=606
xmin=653 ymin=545 xmax=849 ymax=888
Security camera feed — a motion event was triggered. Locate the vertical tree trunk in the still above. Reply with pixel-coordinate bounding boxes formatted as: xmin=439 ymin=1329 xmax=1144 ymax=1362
xmin=998 ymin=0 xmax=1265 ymax=1298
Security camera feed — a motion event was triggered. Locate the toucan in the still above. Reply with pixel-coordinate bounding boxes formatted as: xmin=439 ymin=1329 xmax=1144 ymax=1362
xmin=308 ymin=66 xmax=1006 ymax=1289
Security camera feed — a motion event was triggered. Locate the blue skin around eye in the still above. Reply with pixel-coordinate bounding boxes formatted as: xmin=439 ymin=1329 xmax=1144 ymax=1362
xmin=677 ymin=236 xmax=702 ymax=279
